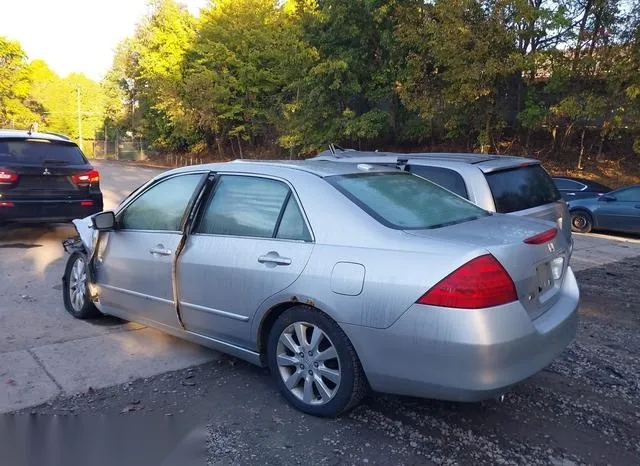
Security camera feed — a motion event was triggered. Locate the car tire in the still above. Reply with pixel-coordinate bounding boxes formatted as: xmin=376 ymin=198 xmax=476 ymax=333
xmin=63 ymin=252 xmax=101 ymax=319
xmin=267 ymin=305 xmax=368 ymax=417
xmin=570 ymin=210 xmax=593 ymax=233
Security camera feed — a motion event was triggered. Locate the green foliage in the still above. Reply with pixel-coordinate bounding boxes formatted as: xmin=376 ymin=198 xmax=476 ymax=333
xmin=4 ymin=0 xmax=640 ymax=162
xmin=0 ymin=37 xmax=38 ymax=127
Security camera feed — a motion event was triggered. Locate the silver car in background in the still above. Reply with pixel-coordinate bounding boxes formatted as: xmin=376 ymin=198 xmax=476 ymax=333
xmin=62 ymin=161 xmax=579 ymax=417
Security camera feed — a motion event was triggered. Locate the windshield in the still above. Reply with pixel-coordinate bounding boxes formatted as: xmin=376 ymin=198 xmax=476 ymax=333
xmin=486 ymin=164 xmax=561 ymax=213
xmin=328 ymin=172 xmax=489 ymax=230
xmin=0 ymin=139 xmax=86 ymax=165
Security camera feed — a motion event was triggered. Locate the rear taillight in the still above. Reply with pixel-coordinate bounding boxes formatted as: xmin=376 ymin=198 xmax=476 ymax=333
xmin=72 ymin=169 xmax=100 ymax=185
xmin=0 ymin=201 xmax=15 ymax=207
xmin=416 ymin=254 xmax=517 ymax=309
xmin=0 ymin=169 xmax=18 ymax=184
xmin=80 ymin=201 xmax=94 ymax=207
xmin=523 ymin=228 xmax=557 ymax=245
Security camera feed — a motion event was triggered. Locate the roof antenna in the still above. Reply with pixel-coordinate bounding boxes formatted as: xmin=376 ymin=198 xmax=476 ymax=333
xmin=28 ymin=122 xmax=38 ymax=135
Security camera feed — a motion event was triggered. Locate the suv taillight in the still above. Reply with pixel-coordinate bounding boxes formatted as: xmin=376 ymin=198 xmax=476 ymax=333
xmin=0 ymin=169 xmax=18 ymax=185
xmin=416 ymin=254 xmax=517 ymax=309
xmin=71 ymin=169 xmax=100 ymax=185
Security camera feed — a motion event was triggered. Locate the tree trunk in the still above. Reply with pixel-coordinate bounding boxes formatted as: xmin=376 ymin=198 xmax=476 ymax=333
xmin=572 ymin=0 xmax=594 ymax=72
xmin=577 ymin=127 xmax=586 ymax=170
xmin=597 ymin=130 xmax=605 ymax=160
xmin=482 ymin=111 xmax=492 ymax=154
xmin=237 ymin=135 xmax=244 ymax=159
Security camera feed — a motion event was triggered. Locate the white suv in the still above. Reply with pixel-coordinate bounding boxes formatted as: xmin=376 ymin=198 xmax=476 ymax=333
xmin=312 ymin=149 xmax=571 ymax=241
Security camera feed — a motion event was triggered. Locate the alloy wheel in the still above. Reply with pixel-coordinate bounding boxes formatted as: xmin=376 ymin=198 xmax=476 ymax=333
xmin=276 ymin=321 xmax=341 ymax=406
xmin=69 ymin=256 xmax=87 ymax=313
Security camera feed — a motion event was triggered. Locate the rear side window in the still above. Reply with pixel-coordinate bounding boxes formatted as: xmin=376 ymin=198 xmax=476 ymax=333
xmin=0 ymin=140 xmax=86 ymax=165
xmin=407 ymin=165 xmax=468 ymax=198
xmin=486 ymin=165 xmax=560 ymax=213
xmin=197 ymin=175 xmax=311 ymax=241
xmin=554 ymin=178 xmax=585 ymax=191
xmin=328 ymin=172 xmax=488 ymax=230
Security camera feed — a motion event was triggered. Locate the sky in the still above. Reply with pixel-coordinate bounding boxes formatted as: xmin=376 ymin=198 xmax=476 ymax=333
xmin=0 ymin=0 xmax=209 ymax=81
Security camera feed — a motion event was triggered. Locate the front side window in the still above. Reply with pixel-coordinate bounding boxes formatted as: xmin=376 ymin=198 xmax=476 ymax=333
xmin=328 ymin=172 xmax=488 ymax=230
xmin=613 ymin=187 xmax=640 ymax=202
xmin=197 ymin=175 xmax=311 ymax=241
xmin=119 ymin=174 xmax=204 ymax=231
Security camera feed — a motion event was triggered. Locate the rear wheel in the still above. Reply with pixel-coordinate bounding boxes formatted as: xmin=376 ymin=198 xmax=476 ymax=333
xmin=570 ymin=210 xmax=593 ymax=233
xmin=267 ymin=305 xmax=368 ymax=417
xmin=63 ymin=252 xmax=101 ymax=319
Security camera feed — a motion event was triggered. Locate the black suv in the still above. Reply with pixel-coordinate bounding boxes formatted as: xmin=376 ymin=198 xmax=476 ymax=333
xmin=0 ymin=129 xmax=103 ymax=225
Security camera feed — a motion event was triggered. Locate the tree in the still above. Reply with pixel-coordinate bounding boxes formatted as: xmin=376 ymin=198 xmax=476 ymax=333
xmin=183 ymin=0 xmax=310 ymax=155
xmin=0 ymin=36 xmax=38 ymax=128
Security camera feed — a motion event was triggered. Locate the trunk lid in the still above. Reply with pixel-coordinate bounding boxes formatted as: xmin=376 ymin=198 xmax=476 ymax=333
xmin=510 ymin=200 xmax=571 ymax=242
xmin=404 ymin=214 xmax=570 ymax=319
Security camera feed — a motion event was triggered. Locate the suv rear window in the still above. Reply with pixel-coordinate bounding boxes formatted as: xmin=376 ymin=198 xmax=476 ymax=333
xmin=328 ymin=172 xmax=488 ymax=230
xmin=485 ymin=165 xmax=560 ymax=213
xmin=0 ymin=139 xmax=86 ymax=165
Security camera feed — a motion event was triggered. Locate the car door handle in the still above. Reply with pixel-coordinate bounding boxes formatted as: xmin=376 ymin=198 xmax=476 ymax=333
xmin=149 ymin=245 xmax=172 ymax=256
xmin=258 ymin=253 xmax=292 ymax=266
xmin=634 ymin=205 xmax=640 ymax=209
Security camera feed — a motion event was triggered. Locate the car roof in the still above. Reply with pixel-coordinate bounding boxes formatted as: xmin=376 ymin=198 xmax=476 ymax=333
xmin=168 ymin=159 xmax=397 ymax=178
xmin=0 ymin=128 xmax=74 ymax=143
xmin=312 ymin=149 xmax=540 ymax=173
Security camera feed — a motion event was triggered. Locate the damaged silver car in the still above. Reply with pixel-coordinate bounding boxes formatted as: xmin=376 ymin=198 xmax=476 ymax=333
xmin=62 ymin=160 xmax=579 ymax=417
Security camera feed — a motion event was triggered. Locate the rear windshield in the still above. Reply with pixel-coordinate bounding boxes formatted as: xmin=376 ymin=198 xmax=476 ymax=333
xmin=485 ymin=165 xmax=560 ymax=213
xmin=0 ymin=139 xmax=86 ymax=165
xmin=328 ymin=172 xmax=489 ymax=230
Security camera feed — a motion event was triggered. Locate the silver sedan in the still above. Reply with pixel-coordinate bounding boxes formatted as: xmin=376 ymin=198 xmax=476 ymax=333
xmin=62 ymin=160 xmax=579 ymax=417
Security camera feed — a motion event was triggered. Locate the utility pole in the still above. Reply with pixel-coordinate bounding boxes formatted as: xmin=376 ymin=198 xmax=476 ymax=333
xmin=76 ymin=87 xmax=83 ymax=150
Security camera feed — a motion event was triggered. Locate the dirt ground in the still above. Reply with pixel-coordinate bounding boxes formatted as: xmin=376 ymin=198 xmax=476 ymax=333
xmin=10 ymin=256 xmax=640 ymax=465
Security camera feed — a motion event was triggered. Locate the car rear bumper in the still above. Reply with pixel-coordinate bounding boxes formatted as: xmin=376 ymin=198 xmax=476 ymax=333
xmin=342 ymin=267 xmax=579 ymax=401
xmin=0 ymin=195 xmax=103 ymax=223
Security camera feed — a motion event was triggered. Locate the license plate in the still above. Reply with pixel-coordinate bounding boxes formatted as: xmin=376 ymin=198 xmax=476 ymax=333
xmin=536 ymin=263 xmax=554 ymax=294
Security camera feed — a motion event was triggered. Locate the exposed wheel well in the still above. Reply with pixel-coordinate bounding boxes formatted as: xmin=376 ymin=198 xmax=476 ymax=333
xmin=257 ymin=301 xmax=301 ymax=356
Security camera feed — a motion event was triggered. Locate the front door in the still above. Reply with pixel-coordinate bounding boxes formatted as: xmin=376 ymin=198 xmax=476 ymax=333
xmin=178 ymin=174 xmax=314 ymax=348
xmin=95 ymin=173 xmax=206 ymax=327
xmin=596 ymin=187 xmax=640 ymax=233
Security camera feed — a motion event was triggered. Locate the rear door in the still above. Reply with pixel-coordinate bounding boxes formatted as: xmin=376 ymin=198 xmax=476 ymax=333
xmin=484 ymin=164 xmax=571 ymax=239
xmin=0 ymin=138 xmax=95 ymax=201
xmin=95 ymin=172 xmax=206 ymax=328
xmin=596 ymin=187 xmax=640 ymax=233
xmin=178 ymin=174 xmax=314 ymax=348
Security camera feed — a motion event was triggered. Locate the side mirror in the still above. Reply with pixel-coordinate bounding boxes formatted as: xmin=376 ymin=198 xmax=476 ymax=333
xmin=91 ymin=211 xmax=116 ymax=231
xmin=600 ymin=195 xmax=616 ymax=202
